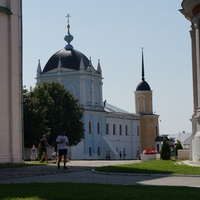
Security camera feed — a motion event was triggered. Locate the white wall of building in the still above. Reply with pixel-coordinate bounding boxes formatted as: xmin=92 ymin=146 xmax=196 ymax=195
xmin=105 ymin=114 xmax=141 ymax=159
xmin=0 ymin=0 xmax=23 ymax=163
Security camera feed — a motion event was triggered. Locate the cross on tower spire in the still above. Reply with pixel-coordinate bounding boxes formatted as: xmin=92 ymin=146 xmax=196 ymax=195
xmin=141 ymin=47 xmax=145 ymax=81
xmin=66 ymin=14 xmax=71 ymax=34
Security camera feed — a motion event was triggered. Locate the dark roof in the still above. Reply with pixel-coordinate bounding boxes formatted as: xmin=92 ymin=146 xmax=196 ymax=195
xmin=136 ymin=80 xmax=151 ymax=91
xmin=155 ymin=136 xmax=170 ymax=142
xmin=43 ymin=48 xmax=89 ymax=73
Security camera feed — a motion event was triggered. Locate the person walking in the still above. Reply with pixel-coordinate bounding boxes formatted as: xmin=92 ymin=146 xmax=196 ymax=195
xmin=119 ymin=151 xmax=122 ymax=160
xmin=38 ymin=134 xmax=51 ymax=163
xmin=56 ymin=131 xmax=69 ymax=169
xmin=123 ymin=149 xmax=126 ymax=159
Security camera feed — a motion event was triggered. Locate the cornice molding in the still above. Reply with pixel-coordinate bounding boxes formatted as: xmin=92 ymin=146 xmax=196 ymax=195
xmin=0 ymin=6 xmax=12 ymax=15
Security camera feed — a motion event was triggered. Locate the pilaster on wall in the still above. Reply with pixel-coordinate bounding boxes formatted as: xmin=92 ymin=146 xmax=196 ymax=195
xmin=193 ymin=15 xmax=200 ymax=120
xmin=181 ymin=0 xmax=200 ymax=161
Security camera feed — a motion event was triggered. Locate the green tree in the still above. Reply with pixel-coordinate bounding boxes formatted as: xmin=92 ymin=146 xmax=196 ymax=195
xmin=174 ymin=140 xmax=183 ymax=156
xmin=160 ymin=138 xmax=171 ymax=160
xmin=23 ymin=82 xmax=85 ymax=148
xmin=23 ymin=87 xmax=50 ymax=148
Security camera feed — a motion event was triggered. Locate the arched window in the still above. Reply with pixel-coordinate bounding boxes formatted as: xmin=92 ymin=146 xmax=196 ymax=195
xmin=149 ymin=97 xmax=152 ymax=113
xmin=67 ymin=84 xmax=75 ymax=96
xmin=143 ymin=97 xmax=146 ymax=113
xmin=97 ymin=122 xmax=100 ymax=134
xmin=155 ymin=125 xmax=158 ymax=136
xmin=89 ymin=121 xmax=92 ymax=134
xmin=137 ymin=97 xmax=139 ymax=113
xmin=86 ymin=84 xmax=92 ymax=104
xmin=94 ymin=83 xmax=100 ymax=105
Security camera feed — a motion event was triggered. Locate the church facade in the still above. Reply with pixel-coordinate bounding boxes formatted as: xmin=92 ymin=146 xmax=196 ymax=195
xmin=36 ymin=18 xmax=159 ymax=160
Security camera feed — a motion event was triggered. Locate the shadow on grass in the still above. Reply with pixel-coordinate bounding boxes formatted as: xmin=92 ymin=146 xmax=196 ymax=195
xmin=96 ymin=165 xmax=174 ymax=175
xmin=0 ymin=161 xmax=50 ymax=169
xmin=0 ymin=183 xmax=200 ymax=200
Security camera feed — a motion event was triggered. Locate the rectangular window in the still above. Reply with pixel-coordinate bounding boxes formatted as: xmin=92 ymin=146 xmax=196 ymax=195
xmin=155 ymin=125 xmax=158 ymax=136
xmin=119 ymin=125 xmax=122 ymax=135
xmin=125 ymin=125 xmax=128 ymax=135
xmin=98 ymin=147 xmax=100 ymax=156
xmin=89 ymin=147 xmax=92 ymax=156
xmin=97 ymin=122 xmax=100 ymax=134
xmin=106 ymin=124 xmax=109 ymax=135
xmin=137 ymin=126 xmax=140 ymax=136
xmin=113 ymin=124 xmax=116 ymax=135
xmin=89 ymin=121 xmax=92 ymax=134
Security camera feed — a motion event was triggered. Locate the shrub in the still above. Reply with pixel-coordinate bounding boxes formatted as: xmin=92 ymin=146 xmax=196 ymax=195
xmin=160 ymin=138 xmax=171 ymax=160
xmin=174 ymin=140 xmax=183 ymax=156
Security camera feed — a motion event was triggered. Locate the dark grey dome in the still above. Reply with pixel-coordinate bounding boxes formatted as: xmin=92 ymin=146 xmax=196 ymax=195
xmin=43 ymin=48 xmax=89 ymax=73
xmin=136 ymin=80 xmax=151 ymax=91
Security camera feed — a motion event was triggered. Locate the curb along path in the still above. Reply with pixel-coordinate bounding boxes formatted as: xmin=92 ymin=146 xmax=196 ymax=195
xmin=0 ymin=160 xmax=200 ymax=187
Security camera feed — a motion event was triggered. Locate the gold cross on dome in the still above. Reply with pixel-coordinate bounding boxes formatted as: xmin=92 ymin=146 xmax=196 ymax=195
xmin=66 ymin=14 xmax=71 ymax=33
xmin=66 ymin=14 xmax=71 ymax=25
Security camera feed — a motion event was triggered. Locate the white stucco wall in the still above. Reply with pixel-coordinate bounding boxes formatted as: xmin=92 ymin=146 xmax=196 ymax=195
xmin=105 ymin=114 xmax=141 ymax=159
xmin=0 ymin=0 xmax=23 ymax=163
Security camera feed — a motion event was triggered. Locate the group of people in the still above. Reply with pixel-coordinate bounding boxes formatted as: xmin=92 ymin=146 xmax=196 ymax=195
xmin=30 ymin=131 xmax=69 ymax=169
xmin=119 ymin=149 xmax=126 ymax=160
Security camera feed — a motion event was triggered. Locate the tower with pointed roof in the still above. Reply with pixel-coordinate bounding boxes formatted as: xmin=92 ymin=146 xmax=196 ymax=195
xmin=134 ymin=49 xmax=160 ymax=152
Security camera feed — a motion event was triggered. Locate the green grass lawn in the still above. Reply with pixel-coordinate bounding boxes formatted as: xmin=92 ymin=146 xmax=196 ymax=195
xmin=96 ymin=160 xmax=200 ymax=175
xmin=1 ymin=160 xmax=200 ymax=199
xmin=0 ymin=183 xmax=200 ymax=200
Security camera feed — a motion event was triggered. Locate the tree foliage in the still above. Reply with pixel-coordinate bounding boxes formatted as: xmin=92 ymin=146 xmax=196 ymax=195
xmin=23 ymin=82 xmax=85 ymax=148
xmin=174 ymin=140 xmax=183 ymax=156
xmin=160 ymin=138 xmax=171 ymax=160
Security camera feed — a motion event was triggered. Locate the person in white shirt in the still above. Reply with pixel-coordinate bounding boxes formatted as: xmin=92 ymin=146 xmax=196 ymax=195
xmin=56 ymin=131 xmax=69 ymax=169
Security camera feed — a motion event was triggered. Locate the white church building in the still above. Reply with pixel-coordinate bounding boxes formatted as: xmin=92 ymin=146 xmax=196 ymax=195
xmin=36 ymin=18 xmax=141 ymax=160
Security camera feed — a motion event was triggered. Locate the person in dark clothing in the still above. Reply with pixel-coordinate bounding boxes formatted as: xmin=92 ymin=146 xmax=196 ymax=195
xmin=38 ymin=134 xmax=51 ymax=163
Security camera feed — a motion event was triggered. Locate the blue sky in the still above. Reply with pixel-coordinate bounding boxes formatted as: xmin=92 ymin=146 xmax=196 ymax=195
xmin=22 ymin=0 xmax=192 ymax=134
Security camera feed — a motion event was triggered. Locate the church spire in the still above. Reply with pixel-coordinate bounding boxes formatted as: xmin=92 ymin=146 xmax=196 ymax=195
xmin=97 ymin=59 xmax=102 ymax=74
xmin=142 ymin=48 xmax=145 ymax=81
xmin=64 ymin=14 xmax=74 ymax=50
xmin=37 ymin=59 xmax=42 ymax=74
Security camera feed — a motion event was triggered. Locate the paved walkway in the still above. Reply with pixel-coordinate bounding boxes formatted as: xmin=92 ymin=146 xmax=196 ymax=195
xmin=1 ymin=160 xmax=200 ymax=188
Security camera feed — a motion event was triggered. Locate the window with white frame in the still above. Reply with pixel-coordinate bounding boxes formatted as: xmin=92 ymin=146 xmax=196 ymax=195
xmin=156 ymin=125 xmax=158 ymax=136
xmin=113 ymin=124 xmax=116 ymax=135
xmin=89 ymin=147 xmax=92 ymax=156
xmin=119 ymin=125 xmax=122 ymax=135
xmin=98 ymin=147 xmax=100 ymax=156
xmin=125 ymin=125 xmax=128 ymax=135
xmin=137 ymin=125 xmax=140 ymax=136
xmin=97 ymin=122 xmax=100 ymax=134
xmin=106 ymin=124 xmax=109 ymax=135
xmin=89 ymin=121 xmax=92 ymax=134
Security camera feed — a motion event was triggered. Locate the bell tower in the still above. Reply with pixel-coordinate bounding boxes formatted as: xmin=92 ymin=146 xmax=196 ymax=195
xmin=0 ymin=0 xmax=23 ymax=163
xmin=135 ymin=49 xmax=159 ymax=151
